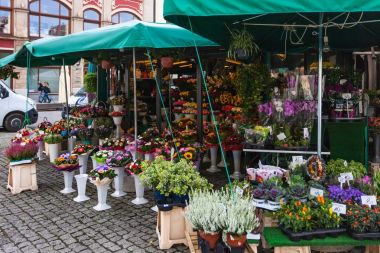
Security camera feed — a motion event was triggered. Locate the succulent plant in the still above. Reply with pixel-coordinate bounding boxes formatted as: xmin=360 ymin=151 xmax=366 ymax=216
xmin=288 ymin=183 xmax=308 ymax=200
xmin=267 ymin=187 xmax=284 ymax=202
xmin=252 ymin=188 xmax=265 ymax=199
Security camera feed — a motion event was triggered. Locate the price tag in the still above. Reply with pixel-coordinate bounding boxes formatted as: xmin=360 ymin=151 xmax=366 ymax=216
xmin=332 ymin=203 xmax=346 ymax=215
xmin=338 ymin=176 xmax=345 ymax=189
xmin=340 ymin=172 xmax=354 ymax=182
xmin=303 ymin=128 xmax=309 ymax=139
xmin=310 ymin=187 xmax=324 ymax=197
xmin=268 ymin=126 xmax=273 ymax=135
xmin=292 ymin=156 xmax=304 ymax=165
xmin=235 ymin=187 xmax=244 ymax=196
xmin=277 ymin=132 xmax=286 ymax=141
xmin=361 ymin=195 xmax=377 ymax=206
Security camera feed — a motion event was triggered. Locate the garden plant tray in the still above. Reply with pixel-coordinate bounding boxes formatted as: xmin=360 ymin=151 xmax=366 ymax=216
xmin=280 ymin=226 xmax=346 ymax=241
xmin=349 ymin=231 xmax=380 ymax=240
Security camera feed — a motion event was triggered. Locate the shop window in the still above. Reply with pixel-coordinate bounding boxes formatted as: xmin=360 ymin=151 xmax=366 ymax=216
xmin=111 ymin=11 xmax=139 ymax=24
xmin=31 ymin=68 xmax=60 ymax=93
xmin=29 ymin=0 xmax=70 ymax=38
xmin=83 ymin=9 xmax=100 ymax=31
xmin=0 ymin=0 xmax=11 ymax=35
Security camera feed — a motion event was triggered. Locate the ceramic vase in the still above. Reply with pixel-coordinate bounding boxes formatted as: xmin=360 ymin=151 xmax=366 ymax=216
xmin=48 ymin=143 xmax=59 ymax=163
xmin=37 ymin=141 xmax=44 ymax=161
xmin=113 ymin=105 xmax=123 ymax=112
xmin=131 ymin=175 xmax=148 ymax=205
xmin=60 ymin=171 xmax=75 ymax=194
xmin=93 ymin=182 xmax=111 ymax=211
xmin=73 ymin=174 xmax=90 ymax=202
xmin=111 ymin=167 xmax=127 ymax=197
xmin=207 ymin=146 xmax=220 ymax=173
xmin=68 ymin=136 xmax=76 ymax=153
xmin=145 ymin=153 xmax=155 ymax=161
xmin=230 ymin=150 xmax=242 ymax=179
xmin=78 ymin=153 xmax=89 ymax=174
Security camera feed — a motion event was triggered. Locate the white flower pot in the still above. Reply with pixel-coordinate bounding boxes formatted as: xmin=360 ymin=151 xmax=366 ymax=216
xmin=37 ymin=141 xmax=44 ymax=161
xmin=93 ymin=183 xmax=111 ymax=211
xmin=74 ymin=174 xmax=90 ymax=202
xmin=113 ymin=105 xmax=123 ymax=112
xmin=217 ymin=149 xmax=229 ymax=167
xmin=123 ymin=175 xmax=135 ymax=192
xmin=78 ymin=153 xmax=89 ymax=174
xmin=268 ymin=200 xmax=281 ymax=208
xmin=91 ymin=156 xmax=98 ymax=169
xmin=60 ymin=171 xmax=76 ymax=194
xmin=230 ymin=150 xmax=242 ymax=179
xmin=253 ymin=198 xmax=266 ymax=205
xmin=111 ymin=167 xmax=127 ymax=198
xmin=131 ymin=175 xmax=148 ymax=205
xmin=68 ymin=136 xmax=76 ymax=153
xmin=202 ymin=150 xmax=211 ymax=163
xmin=145 ymin=153 xmax=155 ymax=161
xmin=207 ymin=146 xmax=220 ymax=173
xmin=48 ymin=143 xmax=60 ymax=163
xmin=113 ymin=116 xmax=122 ymax=125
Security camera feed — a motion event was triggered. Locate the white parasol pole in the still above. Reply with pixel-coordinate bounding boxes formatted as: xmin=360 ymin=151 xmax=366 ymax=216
xmin=63 ymin=58 xmax=69 ymax=128
xmin=133 ymin=48 xmax=138 ymax=153
xmin=317 ymin=13 xmax=323 ymax=156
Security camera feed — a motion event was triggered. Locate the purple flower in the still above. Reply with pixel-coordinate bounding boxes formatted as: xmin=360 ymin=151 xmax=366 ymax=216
xmin=362 ymin=175 xmax=371 ymax=184
xmin=328 ymin=185 xmax=364 ymax=204
xmin=116 ymin=156 xmax=123 ymax=161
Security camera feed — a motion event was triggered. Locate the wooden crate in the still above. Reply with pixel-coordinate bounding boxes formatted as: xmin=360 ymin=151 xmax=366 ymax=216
xmin=156 ymin=207 xmax=188 ymax=250
xmin=274 ymin=246 xmax=311 ymax=253
xmin=366 ymin=246 xmax=380 ymax=253
xmin=7 ymin=162 xmax=38 ymax=194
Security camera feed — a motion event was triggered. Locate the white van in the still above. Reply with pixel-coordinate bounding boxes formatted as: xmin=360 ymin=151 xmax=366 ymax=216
xmin=0 ymin=80 xmax=38 ymax=132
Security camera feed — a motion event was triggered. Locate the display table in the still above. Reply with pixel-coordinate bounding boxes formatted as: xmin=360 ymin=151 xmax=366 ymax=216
xmin=263 ymin=227 xmax=380 ymax=253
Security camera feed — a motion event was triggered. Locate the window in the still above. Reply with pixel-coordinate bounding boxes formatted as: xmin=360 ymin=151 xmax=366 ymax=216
xmin=83 ymin=9 xmax=100 ymax=31
xmin=31 ymin=68 xmax=60 ymax=93
xmin=111 ymin=12 xmax=139 ymax=24
xmin=0 ymin=0 xmax=11 ymax=35
xmin=29 ymin=0 xmax=70 ymax=38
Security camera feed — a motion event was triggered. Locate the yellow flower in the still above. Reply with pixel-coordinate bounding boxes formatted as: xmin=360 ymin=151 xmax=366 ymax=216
xmin=329 ymin=207 xmax=333 ymax=216
xmin=184 ymin=152 xmax=193 ymax=160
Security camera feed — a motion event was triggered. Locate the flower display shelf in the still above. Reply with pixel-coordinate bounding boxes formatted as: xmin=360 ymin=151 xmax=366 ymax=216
xmin=280 ymin=226 xmax=346 ymax=242
xmin=7 ymin=162 xmax=38 ymax=194
xmin=156 ymin=206 xmax=188 ymax=249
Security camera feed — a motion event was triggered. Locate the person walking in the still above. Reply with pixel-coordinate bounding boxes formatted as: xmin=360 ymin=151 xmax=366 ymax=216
xmin=42 ymin=82 xmax=51 ymax=103
xmin=37 ymin=82 xmax=44 ymax=103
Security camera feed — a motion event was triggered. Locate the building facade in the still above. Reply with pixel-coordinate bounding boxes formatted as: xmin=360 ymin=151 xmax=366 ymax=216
xmin=0 ymin=0 xmax=164 ymax=98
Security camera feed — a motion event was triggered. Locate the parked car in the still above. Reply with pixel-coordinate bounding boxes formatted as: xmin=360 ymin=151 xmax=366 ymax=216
xmin=0 ymin=80 xmax=38 ymax=132
xmin=68 ymin=88 xmax=88 ymax=106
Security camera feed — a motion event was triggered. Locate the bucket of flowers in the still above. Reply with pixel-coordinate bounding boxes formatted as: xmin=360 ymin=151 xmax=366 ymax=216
xmin=89 ymin=164 xmax=117 ymax=211
xmin=110 ymin=111 xmax=124 ymax=125
xmin=52 ymin=153 xmax=80 ymax=194
xmin=76 ymin=125 xmax=94 ymax=145
xmin=111 ymin=96 xmax=125 ymax=112
xmin=93 ymin=150 xmax=113 ymax=165
xmin=138 ymin=140 xmax=157 ymax=161
xmin=73 ymin=144 xmax=94 ymax=174
xmin=5 ymin=140 xmax=39 ymax=166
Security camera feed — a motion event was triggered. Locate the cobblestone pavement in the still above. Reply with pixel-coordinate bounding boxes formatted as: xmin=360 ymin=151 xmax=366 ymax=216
xmin=0 ymin=154 xmax=189 ymax=253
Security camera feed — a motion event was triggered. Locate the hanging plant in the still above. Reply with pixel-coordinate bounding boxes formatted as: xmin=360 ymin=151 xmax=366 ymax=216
xmin=228 ymin=28 xmax=259 ymax=60
xmin=150 ymin=48 xmax=185 ymax=69
xmin=0 ymin=65 xmax=19 ymax=80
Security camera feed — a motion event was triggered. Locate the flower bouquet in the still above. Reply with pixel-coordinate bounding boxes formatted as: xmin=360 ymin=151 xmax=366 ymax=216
xmin=223 ymin=132 xmax=244 ymax=151
xmin=37 ymin=119 xmax=52 ymax=132
xmin=52 ymin=153 xmax=80 ymax=172
xmin=244 ymin=126 xmax=270 ymax=147
xmin=106 ymin=151 xmax=132 ymax=167
xmin=111 ymin=96 xmax=125 ymax=106
xmin=94 ymin=125 xmax=113 ymax=140
xmin=179 ymin=128 xmax=197 ymax=145
xmin=137 ymin=141 xmax=156 ymax=154
xmin=177 ymin=146 xmax=197 ymax=162
xmin=140 ymin=127 xmax=160 ymax=142
xmin=79 ymin=105 xmax=94 ymax=119
xmin=204 ymin=132 xmax=219 ymax=147
xmin=306 ymin=155 xmax=326 ymax=182
xmin=5 ymin=141 xmax=39 ymax=165
xmin=126 ymin=159 xmax=143 ymax=175
xmin=94 ymin=150 xmax=113 ymax=164
xmin=76 ymin=125 xmax=94 ymax=144
xmin=72 ymin=144 xmax=94 ymax=155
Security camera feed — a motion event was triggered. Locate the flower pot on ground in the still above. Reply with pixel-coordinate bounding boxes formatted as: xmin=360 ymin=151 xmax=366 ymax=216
xmin=94 ymin=150 xmax=113 ymax=166
xmin=131 ymin=174 xmax=148 ymax=205
xmin=48 ymin=143 xmax=60 ymax=163
xmin=231 ymin=150 xmax=242 ymax=179
xmin=106 ymin=151 xmax=132 ymax=198
xmin=198 ymin=230 xmax=221 ymax=250
xmin=44 ymin=133 xmax=63 ymax=163
xmin=226 ymin=233 xmax=247 ymax=248
xmin=73 ymin=174 xmax=90 ymax=202
xmin=72 ymin=144 xmax=94 ymax=174
xmin=67 ymin=136 xmax=76 ymax=153
xmin=89 ymin=165 xmax=116 ymax=211
xmin=52 ymin=153 xmax=81 ymax=194
xmin=347 ymin=204 xmax=380 ymax=240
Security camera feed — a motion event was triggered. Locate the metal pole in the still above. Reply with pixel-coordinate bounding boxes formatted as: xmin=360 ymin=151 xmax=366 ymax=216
xmin=317 ymin=13 xmax=323 ymax=156
xmin=63 ymin=59 xmax=69 ymax=128
xmin=156 ymin=61 xmax=162 ymax=131
xmin=133 ymin=48 xmax=138 ymax=153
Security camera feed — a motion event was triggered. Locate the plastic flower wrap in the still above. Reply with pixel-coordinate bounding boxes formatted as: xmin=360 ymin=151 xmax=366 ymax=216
xmin=76 ymin=125 xmax=93 ymax=142
xmin=94 ymin=125 xmax=113 ymax=139
xmin=89 ymin=165 xmax=116 ymax=185
xmin=244 ymin=126 xmax=270 ymax=146
xmin=137 ymin=140 xmax=157 ymax=154
xmin=94 ymin=150 xmax=113 ymax=163
xmin=37 ymin=119 xmax=52 ymax=132
xmin=222 ymin=132 xmax=245 ymax=151
xmin=72 ymin=144 xmax=94 ymax=155
xmin=106 ymin=151 xmax=132 ymax=167
xmin=52 ymin=153 xmax=80 ymax=171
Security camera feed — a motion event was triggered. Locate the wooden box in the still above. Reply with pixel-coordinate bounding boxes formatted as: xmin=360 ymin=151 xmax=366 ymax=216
xmin=7 ymin=162 xmax=38 ymax=194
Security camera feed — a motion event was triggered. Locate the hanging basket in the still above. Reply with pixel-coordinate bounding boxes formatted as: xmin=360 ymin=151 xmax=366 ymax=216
xmin=161 ymin=57 xmax=174 ymax=69
xmin=101 ymin=60 xmax=113 ymax=69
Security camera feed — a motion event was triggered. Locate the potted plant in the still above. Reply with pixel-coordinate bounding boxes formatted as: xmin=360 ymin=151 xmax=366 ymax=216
xmin=224 ymin=195 xmax=260 ymax=248
xmin=137 ymin=141 xmax=157 ymax=161
xmin=267 ymin=186 xmax=285 ymax=208
xmin=84 ymin=73 xmax=97 ymax=103
xmin=76 ymin=125 xmax=94 ymax=145
xmin=252 ymin=188 xmax=266 ymax=204
xmin=44 ymin=133 xmax=63 ymax=163
xmin=227 ymin=28 xmax=259 ymax=60
xmin=94 ymin=125 xmax=113 ymax=145
xmin=5 ymin=141 xmax=38 ymax=165
xmin=110 ymin=111 xmax=123 ymax=138
xmin=126 ymin=159 xmax=148 ymax=205
xmin=52 ymin=153 xmax=80 ymax=194
xmin=347 ymin=204 xmax=380 ymax=240
xmin=326 ymin=159 xmax=366 ymax=182
xmin=288 ymin=183 xmax=308 ymax=202
xmin=204 ymin=132 xmax=220 ymax=173
xmin=111 ymin=96 xmax=125 ymax=112
xmin=72 ymin=144 xmax=94 ymax=174
xmin=106 ymin=151 xmax=132 ymax=198
xmin=89 ymin=165 xmax=116 ymax=211
xmin=93 ymin=150 xmax=113 ymax=165
xmin=327 ymin=185 xmax=363 ymax=204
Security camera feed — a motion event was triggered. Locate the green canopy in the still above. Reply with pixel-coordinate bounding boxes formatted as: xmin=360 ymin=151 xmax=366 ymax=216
xmin=164 ymin=0 xmax=380 ymax=51
xmin=0 ymin=20 xmax=218 ymax=68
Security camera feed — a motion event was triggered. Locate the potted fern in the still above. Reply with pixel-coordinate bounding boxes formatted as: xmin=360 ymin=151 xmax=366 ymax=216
xmin=228 ymin=28 xmax=259 ymax=60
